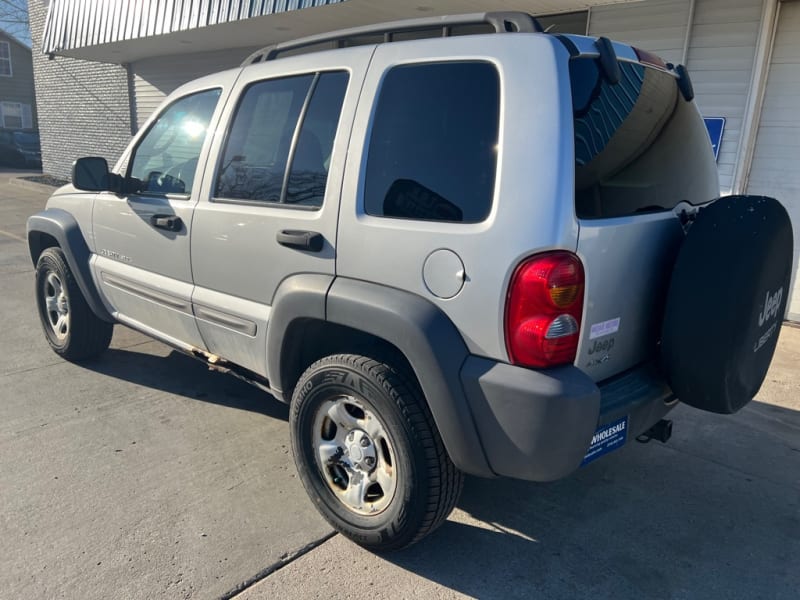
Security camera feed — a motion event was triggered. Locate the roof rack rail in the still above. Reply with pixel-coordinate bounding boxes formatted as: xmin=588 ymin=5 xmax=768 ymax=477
xmin=241 ymin=11 xmax=544 ymax=66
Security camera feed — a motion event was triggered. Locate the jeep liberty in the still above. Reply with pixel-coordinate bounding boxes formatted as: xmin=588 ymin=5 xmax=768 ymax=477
xmin=27 ymin=13 xmax=794 ymax=550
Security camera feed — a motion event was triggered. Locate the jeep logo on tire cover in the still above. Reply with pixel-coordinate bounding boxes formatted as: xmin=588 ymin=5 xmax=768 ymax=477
xmin=757 ymin=287 xmax=783 ymax=327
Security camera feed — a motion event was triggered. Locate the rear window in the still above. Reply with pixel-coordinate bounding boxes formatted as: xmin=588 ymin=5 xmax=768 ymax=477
xmin=364 ymin=62 xmax=500 ymax=223
xmin=570 ymin=58 xmax=719 ymax=219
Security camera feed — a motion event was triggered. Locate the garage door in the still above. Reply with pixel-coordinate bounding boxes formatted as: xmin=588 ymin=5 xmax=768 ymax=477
xmin=747 ymin=0 xmax=800 ymax=321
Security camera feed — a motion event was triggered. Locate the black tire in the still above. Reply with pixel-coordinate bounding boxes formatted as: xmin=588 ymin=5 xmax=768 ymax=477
xmin=290 ymin=354 xmax=463 ymax=551
xmin=35 ymin=247 xmax=113 ymax=361
xmin=661 ymin=195 xmax=793 ymax=414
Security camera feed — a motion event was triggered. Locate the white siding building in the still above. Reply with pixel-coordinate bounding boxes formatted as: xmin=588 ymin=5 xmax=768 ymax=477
xmin=30 ymin=0 xmax=800 ymax=320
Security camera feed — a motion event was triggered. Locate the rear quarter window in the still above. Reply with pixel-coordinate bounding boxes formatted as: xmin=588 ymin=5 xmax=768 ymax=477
xmin=364 ymin=61 xmax=500 ymax=223
xmin=571 ymin=58 xmax=719 ymax=219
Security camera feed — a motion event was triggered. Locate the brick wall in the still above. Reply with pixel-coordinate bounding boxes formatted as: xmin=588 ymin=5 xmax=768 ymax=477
xmin=28 ymin=0 xmax=133 ymax=179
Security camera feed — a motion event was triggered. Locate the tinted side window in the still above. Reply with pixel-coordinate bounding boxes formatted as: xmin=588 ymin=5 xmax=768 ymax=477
xmin=129 ymin=89 xmax=221 ymax=195
xmin=571 ymin=58 xmax=718 ymax=218
xmin=216 ymin=75 xmax=313 ymax=203
xmin=285 ymin=72 xmax=349 ymax=207
xmin=216 ymin=71 xmax=348 ymax=208
xmin=364 ymin=62 xmax=500 ymax=223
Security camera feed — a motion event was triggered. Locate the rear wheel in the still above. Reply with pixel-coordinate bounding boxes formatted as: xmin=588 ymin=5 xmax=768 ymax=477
xmin=290 ymin=354 xmax=463 ymax=551
xmin=35 ymin=248 xmax=113 ymax=361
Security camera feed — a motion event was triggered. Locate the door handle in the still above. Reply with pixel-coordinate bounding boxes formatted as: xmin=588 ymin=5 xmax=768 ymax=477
xmin=276 ymin=230 xmax=324 ymax=252
xmin=150 ymin=214 xmax=183 ymax=232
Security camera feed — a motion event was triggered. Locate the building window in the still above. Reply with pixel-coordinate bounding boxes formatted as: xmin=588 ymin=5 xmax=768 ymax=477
xmin=0 ymin=102 xmax=32 ymax=129
xmin=0 ymin=41 xmax=11 ymax=77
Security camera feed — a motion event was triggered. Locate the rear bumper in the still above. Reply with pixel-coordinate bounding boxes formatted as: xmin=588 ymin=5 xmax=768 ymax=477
xmin=460 ymin=358 xmax=675 ymax=482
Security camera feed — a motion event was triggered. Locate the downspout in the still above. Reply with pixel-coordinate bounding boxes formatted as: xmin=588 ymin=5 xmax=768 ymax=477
xmin=680 ymin=0 xmax=697 ymax=65
xmin=731 ymin=0 xmax=780 ymax=195
xmin=125 ymin=62 xmax=138 ymax=136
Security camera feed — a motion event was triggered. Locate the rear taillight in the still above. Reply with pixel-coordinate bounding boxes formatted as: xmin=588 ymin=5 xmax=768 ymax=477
xmin=505 ymin=252 xmax=585 ymax=368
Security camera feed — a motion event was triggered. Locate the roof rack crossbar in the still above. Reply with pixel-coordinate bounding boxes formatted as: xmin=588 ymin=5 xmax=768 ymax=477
xmin=241 ymin=11 xmax=543 ymax=66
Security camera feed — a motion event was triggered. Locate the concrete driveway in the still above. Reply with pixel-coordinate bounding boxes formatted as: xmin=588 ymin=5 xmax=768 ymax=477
xmin=1 ymin=170 xmax=798 ymax=599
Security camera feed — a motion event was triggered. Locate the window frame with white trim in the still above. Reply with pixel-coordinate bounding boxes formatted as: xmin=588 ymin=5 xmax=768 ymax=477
xmin=0 ymin=41 xmax=12 ymax=77
xmin=0 ymin=102 xmax=33 ymax=129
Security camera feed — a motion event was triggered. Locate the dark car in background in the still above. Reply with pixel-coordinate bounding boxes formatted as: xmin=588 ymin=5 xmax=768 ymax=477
xmin=0 ymin=129 xmax=42 ymax=168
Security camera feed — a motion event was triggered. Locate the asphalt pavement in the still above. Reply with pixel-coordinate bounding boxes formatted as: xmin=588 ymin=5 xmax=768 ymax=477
xmin=1 ymin=169 xmax=798 ymax=599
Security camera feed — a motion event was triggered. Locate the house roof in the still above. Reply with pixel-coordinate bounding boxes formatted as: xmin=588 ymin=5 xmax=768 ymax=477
xmin=0 ymin=28 xmax=32 ymax=53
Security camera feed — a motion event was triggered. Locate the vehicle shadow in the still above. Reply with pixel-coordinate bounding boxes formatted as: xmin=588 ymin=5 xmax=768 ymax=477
xmin=76 ymin=344 xmax=799 ymax=598
xmin=81 ymin=347 xmax=289 ymax=421
xmin=383 ymin=401 xmax=800 ymax=599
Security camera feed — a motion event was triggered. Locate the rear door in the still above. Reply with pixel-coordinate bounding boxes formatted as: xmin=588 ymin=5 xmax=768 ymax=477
xmin=571 ymin=56 xmax=720 ymax=381
xmin=189 ymin=47 xmax=372 ymax=376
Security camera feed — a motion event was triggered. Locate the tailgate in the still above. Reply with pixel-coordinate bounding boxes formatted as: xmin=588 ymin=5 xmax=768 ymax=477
xmin=576 ymin=213 xmax=682 ymax=381
xmin=568 ymin=53 xmax=719 ymax=382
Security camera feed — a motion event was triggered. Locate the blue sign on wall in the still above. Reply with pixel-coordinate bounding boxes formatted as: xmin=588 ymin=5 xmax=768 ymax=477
xmin=704 ymin=117 xmax=726 ymax=162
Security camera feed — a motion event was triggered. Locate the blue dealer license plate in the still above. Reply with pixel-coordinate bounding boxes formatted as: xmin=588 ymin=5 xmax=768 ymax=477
xmin=581 ymin=416 xmax=628 ymax=466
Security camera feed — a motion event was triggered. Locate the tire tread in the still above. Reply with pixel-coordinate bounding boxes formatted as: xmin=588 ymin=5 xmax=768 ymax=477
xmin=291 ymin=353 xmax=463 ymax=551
xmin=36 ymin=248 xmax=113 ymax=361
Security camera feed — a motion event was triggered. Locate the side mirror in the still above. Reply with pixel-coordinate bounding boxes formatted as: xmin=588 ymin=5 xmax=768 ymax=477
xmin=72 ymin=157 xmax=110 ymax=191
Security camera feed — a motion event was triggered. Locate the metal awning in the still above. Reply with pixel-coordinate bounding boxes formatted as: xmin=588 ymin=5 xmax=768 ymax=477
xmin=42 ymin=0 xmax=640 ymax=64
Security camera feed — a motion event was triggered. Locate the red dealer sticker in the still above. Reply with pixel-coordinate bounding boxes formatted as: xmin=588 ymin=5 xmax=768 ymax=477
xmin=581 ymin=416 xmax=628 ymax=466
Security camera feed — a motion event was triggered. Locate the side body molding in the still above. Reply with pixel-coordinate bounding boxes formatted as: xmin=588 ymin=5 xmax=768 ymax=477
xmin=27 ymin=208 xmax=114 ymax=322
xmin=325 ymin=278 xmax=494 ymax=478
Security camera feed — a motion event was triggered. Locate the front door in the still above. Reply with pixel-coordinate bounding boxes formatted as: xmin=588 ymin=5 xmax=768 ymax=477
xmin=92 ymin=82 xmax=231 ymax=349
xmin=189 ymin=47 xmax=373 ymax=375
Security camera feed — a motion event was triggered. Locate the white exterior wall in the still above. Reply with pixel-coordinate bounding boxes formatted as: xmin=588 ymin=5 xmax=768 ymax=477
xmin=687 ymin=0 xmax=764 ymax=193
xmin=538 ymin=10 xmax=588 ymax=34
xmin=589 ymin=0 xmax=763 ymax=194
xmin=747 ymin=0 xmax=800 ymax=321
xmin=588 ymin=0 xmax=691 ymax=65
xmin=131 ymin=47 xmax=258 ymax=128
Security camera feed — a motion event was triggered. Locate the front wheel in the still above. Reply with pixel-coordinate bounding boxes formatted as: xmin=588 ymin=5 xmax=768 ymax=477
xmin=290 ymin=354 xmax=463 ymax=551
xmin=35 ymin=247 xmax=113 ymax=361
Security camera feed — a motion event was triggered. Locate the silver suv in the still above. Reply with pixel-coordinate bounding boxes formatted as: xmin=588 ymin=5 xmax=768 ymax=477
xmin=27 ymin=13 xmax=793 ymax=551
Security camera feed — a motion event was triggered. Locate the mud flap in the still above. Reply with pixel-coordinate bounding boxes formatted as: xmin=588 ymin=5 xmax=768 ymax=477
xmin=661 ymin=195 xmax=793 ymax=414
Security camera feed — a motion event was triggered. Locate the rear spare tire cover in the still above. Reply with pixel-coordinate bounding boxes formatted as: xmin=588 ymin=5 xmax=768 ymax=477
xmin=661 ymin=196 xmax=793 ymax=414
